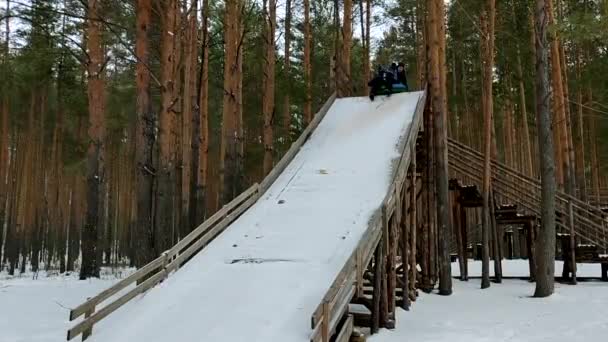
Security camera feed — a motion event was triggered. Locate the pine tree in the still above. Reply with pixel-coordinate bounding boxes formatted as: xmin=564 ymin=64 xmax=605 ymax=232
xmin=81 ymin=0 xmax=107 ymax=279
xmin=534 ymin=0 xmax=557 ymax=298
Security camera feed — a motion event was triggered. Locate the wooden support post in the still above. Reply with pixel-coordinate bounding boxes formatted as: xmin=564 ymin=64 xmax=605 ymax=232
xmin=387 ymin=215 xmax=397 ymax=325
xmin=400 ymin=184 xmax=410 ymax=310
xmin=371 ymin=240 xmax=383 ymax=334
xmin=526 ymin=220 xmax=536 ymax=282
xmin=454 ymin=197 xmax=466 ymax=281
xmin=519 ymin=227 xmax=527 ymax=259
xmin=601 ymin=263 xmax=608 ymax=282
xmin=322 ymin=301 xmax=330 ymax=342
xmin=82 ymin=301 xmax=94 ymax=340
xmin=568 ymin=201 xmax=577 ymax=284
xmin=356 ymin=248 xmax=363 ymax=298
xmin=380 ymin=214 xmax=389 ymax=327
xmin=461 ymin=207 xmax=468 ymax=279
xmin=490 ymin=192 xmax=502 ymax=283
xmin=409 ymin=144 xmax=418 ymax=302
xmin=506 ymin=230 xmax=514 ymax=260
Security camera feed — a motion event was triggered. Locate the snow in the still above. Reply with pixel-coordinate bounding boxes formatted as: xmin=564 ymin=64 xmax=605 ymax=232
xmin=370 ymin=270 xmax=608 ymax=342
xmin=0 ymin=269 xmax=134 ymax=342
xmin=86 ymin=92 xmax=424 ymax=342
xmin=454 ymin=260 xmax=605 ymax=278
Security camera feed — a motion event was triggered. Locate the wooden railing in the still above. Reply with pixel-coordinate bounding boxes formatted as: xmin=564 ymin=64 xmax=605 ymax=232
xmin=448 ymin=138 xmax=608 ymax=251
xmin=66 ymin=93 xmax=337 ymax=341
xmin=309 ymin=90 xmax=427 ymax=342
xmin=67 ymin=184 xmax=260 ymax=340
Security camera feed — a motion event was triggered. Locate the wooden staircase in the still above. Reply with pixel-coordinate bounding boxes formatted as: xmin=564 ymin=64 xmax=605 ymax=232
xmin=448 ymin=139 xmax=608 ymax=280
xmin=447 ymin=138 xmax=608 ymax=252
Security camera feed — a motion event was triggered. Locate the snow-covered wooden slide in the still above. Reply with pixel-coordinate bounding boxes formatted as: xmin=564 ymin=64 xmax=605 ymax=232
xmin=72 ymin=91 xmax=426 ymax=342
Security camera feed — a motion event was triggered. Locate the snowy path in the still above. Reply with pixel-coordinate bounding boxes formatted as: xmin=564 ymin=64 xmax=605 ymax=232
xmin=83 ymin=92 xmax=424 ymax=342
xmin=371 ymin=272 xmax=608 ymax=342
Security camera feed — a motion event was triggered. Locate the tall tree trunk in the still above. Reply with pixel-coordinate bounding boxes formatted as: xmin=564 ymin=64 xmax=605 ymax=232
xmin=81 ymin=0 xmax=106 ymax=279
xmin=547 ymin=0 xmax=570 ymax=194
xmin=359 ymin=0 xmax=368 ymax=95
xmin=262 ymin=0 xmax=276 ymax=175
xmin=416 ymin=0 xmax=426 ymax=87
xmin=516 ymin=48 xmax=534 ymax=177
xmin=221 ymin=0 xmax=242 ymax=204
xmin=193 ymin=0 xmax=210 ymax=224
xmin=0 ymin=0 xmax=10 ymax=266
xmin=479 ymin=0 xmax=495 ymax=290
xmin=574 ymin=49 xmax=586 ymax=202
xmin=428 ymin=0 xmax=452 ymax=295
xmin=534 ymin=0 xmax=556 ymax=298
xmin=156 ymin=0 xmax=178 ymax=254
xmin=283 ymin=0 xmax=292 ymax=133
xmin=339 ymin=0 xmax=352 ymax=97
xmin=134 ymin=0 xmax=155 ymax=267
xmin=304 ymin=0 xmax=312 ymax=124
xmin=182 ymin=0 xmax=198 ymax=235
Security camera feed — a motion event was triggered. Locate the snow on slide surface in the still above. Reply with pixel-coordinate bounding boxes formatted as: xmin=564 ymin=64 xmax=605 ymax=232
xmin=90 ymin=92 xmax=423 ymax=342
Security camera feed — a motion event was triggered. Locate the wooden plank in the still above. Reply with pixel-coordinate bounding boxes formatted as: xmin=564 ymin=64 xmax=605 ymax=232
xmin=329 ymin=273 xmax=356 ymax=323
xmin=321 ymin=301 xmax=330 ymax=342
xmin=82 ymin=304 xmax=94 ymax=340
xmin=335 ymin=315 xmax=354 ymax=342
xmin=568 ymin=201 xmax=577 ymax=284
xmin=310 ymin=251 xmax=356 ymax=328
xmin=371 ymin=240 xmax=383 ymax=334
xmin=309 ymin=317 xmax=323 ymax=342
xmin=67 ymin=269 xmax=166 ymax=340
xmin=261 ymin=93 xmax=336 ymax=194
xmin=409 ymin=143 xmax=417 ymax=302
xmin=380 ymin=207 xmax=389 ymax=327
xmin=329 ymin=285 xmax=356 ymax=336
xmin=69 ymin=255 xmax=165 ymax=321
xmin=400 ymin=182 xmax=410 ymax=310
xmin=169 ymin=184 xmax=259 ymax=258
xmin=311 ymin=215 xmax=382 ymax=329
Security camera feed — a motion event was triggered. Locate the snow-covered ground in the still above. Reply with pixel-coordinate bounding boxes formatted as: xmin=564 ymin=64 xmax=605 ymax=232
xmin=454 ymin=259 xmax=605 ymax=278
xmin=0 ymin=269 xmax=133 ymax=342
xmin=2 ymin=261 xmax=606 ymax=342
xmin=371 ymin=271 xmax=608 ymax=342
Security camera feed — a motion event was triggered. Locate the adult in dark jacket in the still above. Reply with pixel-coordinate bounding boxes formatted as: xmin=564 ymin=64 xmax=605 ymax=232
xmin=367 ymin=67 xmax=393 ymax=101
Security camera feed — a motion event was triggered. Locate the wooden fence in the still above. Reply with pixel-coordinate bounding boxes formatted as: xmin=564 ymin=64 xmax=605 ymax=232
xmin=66 ymin=93 xmax=337 ymax=341
xmin=309 ymin=90 xmax=427 ymax=342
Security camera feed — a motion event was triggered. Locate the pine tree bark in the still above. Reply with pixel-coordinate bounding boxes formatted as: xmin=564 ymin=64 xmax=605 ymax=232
xmin=262 ymin=0 xmax=276 ymax=175
xmin=134 ymin=0 xmax=155 ymax=267
xmin=81 ymin=0 xmax=106 ymax=279
xmin=534 ymin=0 xmax=556 ymax=297
xmin=221 ymin=0 xmax=242 ymax=204
xmin=428 ymin=0 xmax=452 ymax=295
xmin=304 ymin=0 xmax=312 ymax=124
xmin=0 ymin=0 xmax=10 ymax=263
xmin=283 ymin=0 xmax=292 ymax=133
xmin=479 ymin=1 xmax=495 ymax=289
xmin=156 ymin=0 xmax=178 ymax=253
xmin=181 ymin=0 xmax=198 ymax=235
xmin=516 ymin=49 xmax=534 ymax=177
xmin=574 ymin=50 xmax=586 ymax=202
xmin=193 ymin=0 xmax=210 ymax=224
xmin=339 ymin=0 xmax=352 ymax=97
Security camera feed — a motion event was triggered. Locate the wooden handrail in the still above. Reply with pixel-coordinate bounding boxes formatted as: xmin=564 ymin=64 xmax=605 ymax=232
xmin=67 ymin=93 xmax=338 ymax=341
